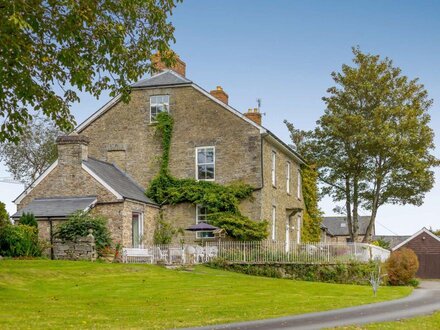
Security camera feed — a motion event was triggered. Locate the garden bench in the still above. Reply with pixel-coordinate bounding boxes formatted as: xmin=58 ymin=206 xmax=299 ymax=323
xmin=122 ymin=248 xmax=154 ymax=264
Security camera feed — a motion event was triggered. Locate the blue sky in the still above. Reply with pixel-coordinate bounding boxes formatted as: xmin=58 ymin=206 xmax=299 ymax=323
xmin=2 ymin=0 xmax=440 ymax=235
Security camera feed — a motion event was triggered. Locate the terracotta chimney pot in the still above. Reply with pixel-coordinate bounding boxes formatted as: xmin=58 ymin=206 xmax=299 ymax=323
xmin=210 ymin=86 xmax=229 ymax=105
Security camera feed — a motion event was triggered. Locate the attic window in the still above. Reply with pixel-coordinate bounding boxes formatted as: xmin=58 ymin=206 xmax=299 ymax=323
xmin=150 ymin=95 xmax=169 ymax=122
xmin=340 ymin=223 xmax=347 ymax=228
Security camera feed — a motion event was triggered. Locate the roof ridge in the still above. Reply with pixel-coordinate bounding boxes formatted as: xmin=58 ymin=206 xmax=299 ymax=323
xmin=34 ymin=196 xmax=97 ymax=201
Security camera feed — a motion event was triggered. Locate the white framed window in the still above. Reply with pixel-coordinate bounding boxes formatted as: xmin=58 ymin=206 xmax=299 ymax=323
xmin=297 ymin=215 xmax=301 ymax=243
xmin=132 ymin=212 xmax=143 ymax=248
xmin=196 ymin=205 xmax=214 ymax=238
xmin=196 ymin=147 xmax=215 ymax=181
xmin=271 ymin=151 xmax=277 ymax=187
xmin=286 ymin=161 xmax=291 ymax=194
xmin=150 ymin=95 xmax=169 ymax=122
xmin=297 ymin=169 xmax=302 ymax=199
xmin=271 ymin=205 xmax=276 ymax=241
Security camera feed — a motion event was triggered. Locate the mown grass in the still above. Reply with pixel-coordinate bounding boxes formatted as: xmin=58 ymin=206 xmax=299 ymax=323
xmin=0 ymin=260 xmax=412 ymax=329
xmin=338 ymin=312 xmax=440 ymax=329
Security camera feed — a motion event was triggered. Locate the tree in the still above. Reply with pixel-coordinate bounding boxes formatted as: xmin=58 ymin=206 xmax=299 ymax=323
xmin=0 ymin=202 xmax=9 ymax=226
xmin=298 ymin=48 xmax=438 ymax=242
xmin=0 ymin=0 xmax=181 ymax=143
xmin=0 ymin=117 xmax=60 ymax=185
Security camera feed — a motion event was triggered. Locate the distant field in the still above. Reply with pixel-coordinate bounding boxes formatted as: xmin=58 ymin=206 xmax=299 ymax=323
xmin=0 ymin=260 xmax=412 ymax=329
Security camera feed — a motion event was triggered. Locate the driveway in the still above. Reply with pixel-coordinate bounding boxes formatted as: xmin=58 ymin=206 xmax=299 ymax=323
xmin=187 ymin=281 xmax=440 ymax=330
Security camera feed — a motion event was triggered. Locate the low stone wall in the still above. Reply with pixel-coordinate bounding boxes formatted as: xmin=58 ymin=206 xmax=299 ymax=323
xmin=53 ymin=233 xmax=97 ymax=261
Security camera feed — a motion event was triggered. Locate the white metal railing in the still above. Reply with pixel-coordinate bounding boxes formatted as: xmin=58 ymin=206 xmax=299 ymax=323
xmin=122 ymin=241 xmax=389 ymax=264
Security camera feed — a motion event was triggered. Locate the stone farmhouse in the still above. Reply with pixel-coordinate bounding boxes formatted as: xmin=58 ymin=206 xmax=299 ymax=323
xmin=12 ymin=55 xmax=306 ymax=249
xmin=321 ymin=216 xmax=375 ymax=243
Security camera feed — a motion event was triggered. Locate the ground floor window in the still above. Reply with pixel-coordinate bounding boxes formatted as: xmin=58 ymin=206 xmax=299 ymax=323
xmin=272 ymin=205 xmax=276 ymax=241
xmin=132 ymin=212 xmax=143 ymax=248
xmin=196 ymin=205 xmax=214 ymax=238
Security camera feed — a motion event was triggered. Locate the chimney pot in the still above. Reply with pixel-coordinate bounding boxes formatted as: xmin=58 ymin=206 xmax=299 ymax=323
xmin=244 ymin=108 xmax=262 ymax=126
xmin=151 ymin=51 xmax=186 ymax=77
xmin=210 ymin=85 xmax=229 ymax=105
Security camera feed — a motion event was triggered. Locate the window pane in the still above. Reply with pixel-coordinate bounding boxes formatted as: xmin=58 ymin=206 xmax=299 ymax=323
xmin=205 ymin=165 xmax=214 ymax=179
xmin=132 ymin=214 xmax=140 ymax=248
xmin=198 ymin=165 xmax=206 ymax=180
xmin=198 ymin=150 xmax=206 ymax=164
xmin=205 ymin=149 xmax=214 ymax=163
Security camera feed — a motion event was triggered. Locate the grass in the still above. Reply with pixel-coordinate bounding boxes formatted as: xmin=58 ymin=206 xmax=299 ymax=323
xmin=0 ymin=260 xmax=412 ymax=329
xmin=337 ymin=312 xmax=440 ymax=329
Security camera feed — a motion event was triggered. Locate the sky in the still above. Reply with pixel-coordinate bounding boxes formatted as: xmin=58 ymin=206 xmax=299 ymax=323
xmin=1 ymin=0 xmax=440 ymax=235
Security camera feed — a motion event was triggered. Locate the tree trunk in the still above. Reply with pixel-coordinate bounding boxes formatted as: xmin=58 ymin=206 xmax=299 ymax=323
xmin=362 ymin=179 xmax=382 ymax=243
xmin=345 ymin=176 xmax=354 ymax=242
xmin=352 ymin=176 xmax=360 ymax=242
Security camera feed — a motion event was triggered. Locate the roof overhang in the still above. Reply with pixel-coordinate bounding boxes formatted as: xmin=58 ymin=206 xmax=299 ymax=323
xmin=11 ymin=196 xmax=97 ymax=219
xmin=14 ymin=161 xmax=58 ymax=205
xmin=392 ymin=227 xmax=440 ymax=251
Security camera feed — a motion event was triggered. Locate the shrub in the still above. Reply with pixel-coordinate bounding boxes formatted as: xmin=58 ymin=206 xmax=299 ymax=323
xmin=19 ymin=213 xmax=38 ymax=228
xmin=385 ymin=248 xmax=419 ymax=286
xmin=208 ymin=260 xmax=380 ymax=285
xmin=55 ymin=211 xmax=112 ymax=254
xmin=0 ymin=224 xmax=43 ymax=257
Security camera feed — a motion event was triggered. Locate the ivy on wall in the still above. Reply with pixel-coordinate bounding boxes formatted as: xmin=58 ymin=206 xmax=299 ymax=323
xmin=146 ymin=112 xmax=268 ymax=241
xmin=300 ymin=165 xmax=322 ymax=242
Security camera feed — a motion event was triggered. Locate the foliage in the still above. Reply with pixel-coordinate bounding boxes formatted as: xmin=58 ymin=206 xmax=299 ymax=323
xmin=146 ymin=112 xmax=268 ymax=241
xmin=0 ymin=117 xmax=60 ymax=185
xmin=385 ymin=248 xmax=419 ymax=286
xmin=208 ymin=260 xmax=384 ymax=286
xmin=0 ymin=0 xmax=181 ymax=143
xmin=0 ymin=201 xmax=9 ymax=226
xmin=55 ymin=211 xmax=111 ymax=253
xmin=371 ymin=238 xmax=391 ymax=250
xmin=0 ymin=224 xmax=43 ymax=257
xmin=0 ymin=260 xmax=412 ymax=329
xmin=209 ymin=213 xmax=268 ymax=241
xmin=19 ymin=213 xmax=37 ymax=228
xmin=300 ymin=165 xmax=322 ymax=242
xmin=154 ymin=211 xmax=180 ymax=244
xmin=286 ymin=47 xmax=439 ymax=242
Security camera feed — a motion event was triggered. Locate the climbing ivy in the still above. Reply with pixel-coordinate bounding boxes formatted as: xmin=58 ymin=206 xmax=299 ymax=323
xmin=301 ymin=165 xmax=322 ymax=242
xmin=146 ymin=112 xmax=268 ymax=241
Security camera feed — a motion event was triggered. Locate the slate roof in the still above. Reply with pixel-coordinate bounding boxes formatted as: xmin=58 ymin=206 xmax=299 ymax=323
xmin=322 ymin=216 xmax=371 ymax=236
xmin=12 ymin=196 xmax=97 ymax=218
xmin=83 ymin=157 xmax=156 ymax=205
xmin=131 ymin=70 xmax=192 ymax=88
xmin=372 ymin=235 xmax=411 ymax=249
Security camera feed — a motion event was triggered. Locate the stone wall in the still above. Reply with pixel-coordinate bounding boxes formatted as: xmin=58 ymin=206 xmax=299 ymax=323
xmin=261 ymin=139 xmax=304 ymax=242
xmin=53 ymin=233 xmax=97 ymax=261
xmin=79 ymin=87 xmax=263 ymax=189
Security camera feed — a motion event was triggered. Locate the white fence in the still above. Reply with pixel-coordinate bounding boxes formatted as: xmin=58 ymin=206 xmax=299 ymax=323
xmin=122 ymin=241 xmax=389 ymax=265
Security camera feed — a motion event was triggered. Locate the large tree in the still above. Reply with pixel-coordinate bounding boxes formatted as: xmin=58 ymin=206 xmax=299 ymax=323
xmin=292 ymin=48 xmax=438 ymax=242
xmin=0 ymin=0 xmax=180 ymax=143
xmin=0 ymin=117 xmax=60 ymax=185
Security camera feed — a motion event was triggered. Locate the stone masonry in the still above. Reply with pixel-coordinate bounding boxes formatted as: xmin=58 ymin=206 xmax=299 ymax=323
xmin=53 ymin=232 xmax=97 ymax=261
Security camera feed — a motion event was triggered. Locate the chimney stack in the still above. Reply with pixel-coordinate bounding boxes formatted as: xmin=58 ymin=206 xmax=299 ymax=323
xmin=244 ymin=108 xmax=262 ymax=126
xmin=151 ymin=51 xmax=186 ymax=77
xmin=210 ymin=86 xmax=229 ymax=105
xmin=56 ymin=135 xmax=90 ymax=167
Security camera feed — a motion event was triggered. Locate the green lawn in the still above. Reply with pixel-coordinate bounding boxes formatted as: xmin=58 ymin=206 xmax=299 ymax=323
xmin=338 ymin=312 xmax=440 ymax=329
xmin=0 ymin=260 xmax=412 ymax=329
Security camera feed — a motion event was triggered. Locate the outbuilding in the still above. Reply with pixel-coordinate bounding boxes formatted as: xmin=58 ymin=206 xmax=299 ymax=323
xmin=392 ymin=228 xmax=440 ymax=279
